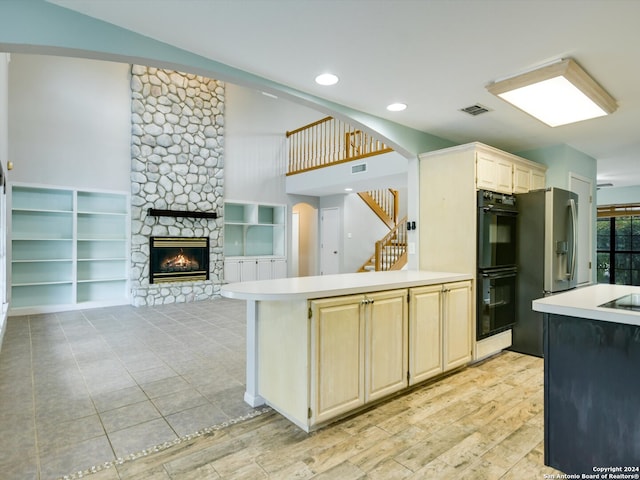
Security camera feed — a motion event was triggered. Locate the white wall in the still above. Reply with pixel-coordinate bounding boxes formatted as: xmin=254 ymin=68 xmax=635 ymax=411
xmin=597 ymin=185 xmax=640 ymax=205
xmin=8 ymin=54 xmax=131 ymax=191
xmin=224 ymin=84 xmax=325 ymax=276
xmin=343 ymin=193 xmax=393 ymax=272
xmin=0 ymin=53 xmax=9 ymax=347
xmin=225 ymin=84 xmax=321 ymax=205
xmin=0 ymin=54 xmax=7 ymax=174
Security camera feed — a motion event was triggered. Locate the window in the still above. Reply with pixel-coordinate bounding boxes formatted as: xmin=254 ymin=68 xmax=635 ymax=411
xmin=597 ymin=215 xmax=640 ymax=285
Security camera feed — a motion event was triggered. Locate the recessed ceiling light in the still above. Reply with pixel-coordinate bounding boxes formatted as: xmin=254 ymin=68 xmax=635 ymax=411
xmin=344 ymin=187 xmax=353 ymax=192
xmin=387 ymin=103 xmax=407 ymax=112
xmin=315 ymin=73 xmax=339 ymax=86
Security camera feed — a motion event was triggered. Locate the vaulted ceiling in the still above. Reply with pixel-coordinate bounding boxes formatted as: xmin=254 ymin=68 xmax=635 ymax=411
xmin=46 ymin=0 xmax=640 ymax=188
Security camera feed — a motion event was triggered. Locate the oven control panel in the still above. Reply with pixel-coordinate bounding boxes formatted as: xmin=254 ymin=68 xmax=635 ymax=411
xmin=478 ymin=190 xmax=517 ymax=209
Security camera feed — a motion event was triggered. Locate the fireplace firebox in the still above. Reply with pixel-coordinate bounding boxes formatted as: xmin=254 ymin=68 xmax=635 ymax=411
xmin=149 ymin=237 xmax=209 ymax=284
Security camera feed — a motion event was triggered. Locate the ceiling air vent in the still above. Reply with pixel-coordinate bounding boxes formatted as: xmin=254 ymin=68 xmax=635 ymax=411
xmin=460 ymin=104 xmax=491 ymax=116
xmin=352 ymin=163 xmax=367 ymax=174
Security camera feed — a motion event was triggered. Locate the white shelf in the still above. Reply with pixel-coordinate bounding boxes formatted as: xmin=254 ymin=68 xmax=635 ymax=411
xmin=11 ymin=283 xmax=74 ymax=309
xmin=224 ymin=201 xmax=286 ymax=257
xmin=9 ymin=184 xmax=130 ymax=314
xmin=77 ymin=190 xmax=128 ymax=214
xmin=77 ymin=280 xmax=128 ymax=303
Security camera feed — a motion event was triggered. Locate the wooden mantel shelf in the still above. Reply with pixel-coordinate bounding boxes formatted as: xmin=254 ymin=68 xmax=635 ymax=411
xmin=147 ymin=208 xmax=218 ymax=219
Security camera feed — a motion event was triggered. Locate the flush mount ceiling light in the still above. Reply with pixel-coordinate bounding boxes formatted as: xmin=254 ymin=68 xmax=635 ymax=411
xmin=486 ymin=58 xmax=617 ymax=127
xmin=315 ymin=73 xmax=339 ymax=86
xmin=386 ymin=102 xmax=407 ymax=112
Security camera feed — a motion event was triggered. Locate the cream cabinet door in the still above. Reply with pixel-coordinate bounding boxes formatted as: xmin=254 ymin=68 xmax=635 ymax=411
xmin=512 ymin=164 xmax=531 ymax=193
xmin=310 ymin=295 xmax=365 ymax=426
xmin=531 ymin=168 xmax=546 ymax=190
xmin=408 ymin=285 xmax=443 ymax=385
xmin=476 ymin=152 xmax=513 ymax=194
xmin=365 ymin=290 xmax=408 ymax=402
xmin=496 ymin=158 xmax=513 ymax=193
xmin=443 ymin=281 xmax=472 ymax=372
xmin=476 ymin=152 xmax=498 ymax=192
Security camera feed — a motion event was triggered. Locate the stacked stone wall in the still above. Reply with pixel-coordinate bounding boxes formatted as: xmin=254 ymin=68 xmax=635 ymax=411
xmin=130 ymin=65 xmax=224 ymax=306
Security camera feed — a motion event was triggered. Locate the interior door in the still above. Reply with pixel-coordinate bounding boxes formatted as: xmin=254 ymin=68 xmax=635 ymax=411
xmin=320 ymin=207 xmax=340 ymax=275
xmin=569 ymin=173 xmax=593 ymax=285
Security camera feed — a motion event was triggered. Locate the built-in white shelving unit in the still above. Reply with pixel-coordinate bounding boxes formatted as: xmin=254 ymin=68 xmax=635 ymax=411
xmin=223 ymin=201 xmax=287 ymax=282
xmin=10 ymin=184 xmax=130 ymax=314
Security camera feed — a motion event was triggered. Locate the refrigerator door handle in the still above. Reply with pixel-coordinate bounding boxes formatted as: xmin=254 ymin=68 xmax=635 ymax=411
xmin=569 ymin=198 xmax=578 ymax=281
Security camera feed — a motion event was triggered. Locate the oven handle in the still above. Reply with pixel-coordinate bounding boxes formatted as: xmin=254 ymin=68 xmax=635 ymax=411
xmin=481 ymin=271 xmax=517 ymax=279
xmin=485 ymin=300 xmax=507 ymax=307
xmin=480 ymin=205 xmax=518 ymax=215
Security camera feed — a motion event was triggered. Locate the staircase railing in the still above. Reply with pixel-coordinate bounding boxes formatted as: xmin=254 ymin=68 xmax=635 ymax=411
xmin=358 ymin=216 xmax=408 ymax=272
xmin=286 ymin=116 xmax=392 ymax=175
xmin=358 ymin=189 xmax=398 ymax=229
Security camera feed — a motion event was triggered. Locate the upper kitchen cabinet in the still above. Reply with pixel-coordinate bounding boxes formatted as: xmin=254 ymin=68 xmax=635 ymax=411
xmin=513 ymin=161 xmax=546 ymax=193
xmin=476 ymin=150 xmax=514 ymax=193
xmin=472 ymin=143 xmax=546 ymax=194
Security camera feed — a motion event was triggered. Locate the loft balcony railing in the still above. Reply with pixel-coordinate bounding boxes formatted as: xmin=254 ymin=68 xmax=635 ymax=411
xmin=286 ymin=116 xmax=393 ymax=175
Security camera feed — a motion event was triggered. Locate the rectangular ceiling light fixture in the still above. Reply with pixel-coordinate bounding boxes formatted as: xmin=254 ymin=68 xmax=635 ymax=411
xmin=486 ymin=58 xmax=617 ymax=127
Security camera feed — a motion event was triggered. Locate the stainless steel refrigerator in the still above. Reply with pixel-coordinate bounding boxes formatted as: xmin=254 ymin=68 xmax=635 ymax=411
xmin=512 ymin=187 xmax=578 ymax=356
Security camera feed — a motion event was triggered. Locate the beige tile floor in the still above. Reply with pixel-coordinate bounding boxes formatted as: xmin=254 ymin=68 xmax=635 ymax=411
xmin=0 ymin=297 xmax=262 ymax=480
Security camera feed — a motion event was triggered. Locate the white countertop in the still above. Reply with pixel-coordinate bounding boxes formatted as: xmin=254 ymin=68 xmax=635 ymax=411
xmin=532 ymin=284 xmax=640 ymax=327
xmin=220 ymin=270 xmax=473 ymax=301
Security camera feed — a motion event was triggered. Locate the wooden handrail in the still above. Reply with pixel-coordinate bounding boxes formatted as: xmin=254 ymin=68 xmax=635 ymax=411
xmin=359 ymin=216 xmax=407 ymax=272
xmin=286 ymin=116 xmax=392 ymax=175
xmin=358 ymin=189 xmax=398 ymax=229
xmin=375 ymin=216 xmax=407 ymax=270
xmin=285 ymin=116 xmax=333 ymax=137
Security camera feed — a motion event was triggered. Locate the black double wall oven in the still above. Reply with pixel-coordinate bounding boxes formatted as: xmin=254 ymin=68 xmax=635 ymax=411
xmin=477 ymin=190 xmax=518 ymax=340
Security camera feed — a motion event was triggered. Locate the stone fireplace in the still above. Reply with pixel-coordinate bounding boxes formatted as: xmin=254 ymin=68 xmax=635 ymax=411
xmin=130 ymin=65 xmax=224 ymax=306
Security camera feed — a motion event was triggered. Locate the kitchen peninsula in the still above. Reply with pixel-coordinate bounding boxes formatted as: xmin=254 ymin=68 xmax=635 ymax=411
xmin=221 ymin=270 xmax=473 ymax=431
xmin=532 ymin=284 xmax=640 ymax=474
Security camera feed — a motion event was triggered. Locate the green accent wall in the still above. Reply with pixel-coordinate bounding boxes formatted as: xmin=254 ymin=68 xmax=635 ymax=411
xmin=516 ymin=144 xmax=597 ymax=190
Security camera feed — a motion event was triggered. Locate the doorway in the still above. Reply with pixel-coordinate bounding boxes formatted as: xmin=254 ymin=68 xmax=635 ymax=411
xmin=569 ymin=172 xmax=593 ymax=285
xmin=292 ymin=203 xmax=318 ymax=277
xmin=320 ymin=207 xmax=340 ymax=275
